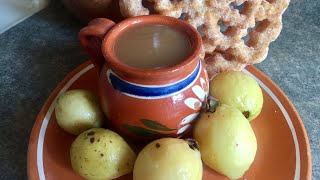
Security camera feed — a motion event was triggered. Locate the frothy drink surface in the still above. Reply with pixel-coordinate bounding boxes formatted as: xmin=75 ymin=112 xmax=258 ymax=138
xmin=114 ymin=24 xmax=192 ymax=69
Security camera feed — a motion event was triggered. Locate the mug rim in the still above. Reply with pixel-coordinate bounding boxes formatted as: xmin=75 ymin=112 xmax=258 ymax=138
xmin=101 ymin=15 xmax=202 ymax=79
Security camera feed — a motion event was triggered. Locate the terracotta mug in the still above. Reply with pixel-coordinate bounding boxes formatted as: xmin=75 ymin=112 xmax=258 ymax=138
xmin=79 ymin=15 xmax=209 ymax=139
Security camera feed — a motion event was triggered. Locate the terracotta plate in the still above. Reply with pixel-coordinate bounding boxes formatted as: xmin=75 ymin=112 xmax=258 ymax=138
xmin=27 ymin=61 xmax=312 ymax=180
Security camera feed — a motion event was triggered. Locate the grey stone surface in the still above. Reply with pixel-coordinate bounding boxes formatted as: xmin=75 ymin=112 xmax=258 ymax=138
xmin=0 ymin=0 xmax=319 ymax=179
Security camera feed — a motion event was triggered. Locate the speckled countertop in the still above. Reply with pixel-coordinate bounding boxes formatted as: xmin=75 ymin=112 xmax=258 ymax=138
xmin=0 ymin=0 xmax=319 ymax=179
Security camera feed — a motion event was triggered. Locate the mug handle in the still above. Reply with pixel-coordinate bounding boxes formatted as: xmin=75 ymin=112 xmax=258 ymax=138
xmin=79 ymin=18 xmax=116 ymax=71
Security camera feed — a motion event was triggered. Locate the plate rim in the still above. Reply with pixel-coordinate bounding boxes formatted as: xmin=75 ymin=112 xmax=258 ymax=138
xmin=245 ymin=66 xmax=312 ymax=180
xmin=27 ymin=61 xmax=312 ymax=180
xmin=27 ymin=61 xmax=93 ymax=180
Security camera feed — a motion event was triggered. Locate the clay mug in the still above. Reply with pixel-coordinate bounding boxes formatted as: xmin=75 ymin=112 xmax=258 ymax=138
xmin=79 ymin=15 xmax=209 ymax=139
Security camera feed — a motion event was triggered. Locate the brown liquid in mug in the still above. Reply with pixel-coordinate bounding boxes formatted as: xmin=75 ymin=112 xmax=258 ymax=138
xmin=114 ymin=24 xmax=192 ymax=69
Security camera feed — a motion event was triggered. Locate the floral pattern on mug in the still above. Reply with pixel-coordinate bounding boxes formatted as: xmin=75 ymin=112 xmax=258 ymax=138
xmin=177 ymin=77 xmax=209 ymax=134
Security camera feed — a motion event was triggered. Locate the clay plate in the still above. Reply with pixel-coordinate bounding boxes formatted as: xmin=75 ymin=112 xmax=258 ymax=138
xmin=27 ymin=61 xmax=312 ymax=180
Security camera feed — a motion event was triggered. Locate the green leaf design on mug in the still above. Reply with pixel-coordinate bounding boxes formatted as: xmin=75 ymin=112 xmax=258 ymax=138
xmin=123 ymin=125 xmax=164 ymax=137
xmin=140 ymin=119 xmax=176 ymax=131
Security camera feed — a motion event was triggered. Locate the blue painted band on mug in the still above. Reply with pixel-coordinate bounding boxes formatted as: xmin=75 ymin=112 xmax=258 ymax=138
xmin=107 ymin=60 xmax=201 ymax=98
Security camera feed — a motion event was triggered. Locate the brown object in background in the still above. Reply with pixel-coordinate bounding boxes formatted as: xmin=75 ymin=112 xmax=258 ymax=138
xmin=61 ymin=0 xmax=124 ymax=23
